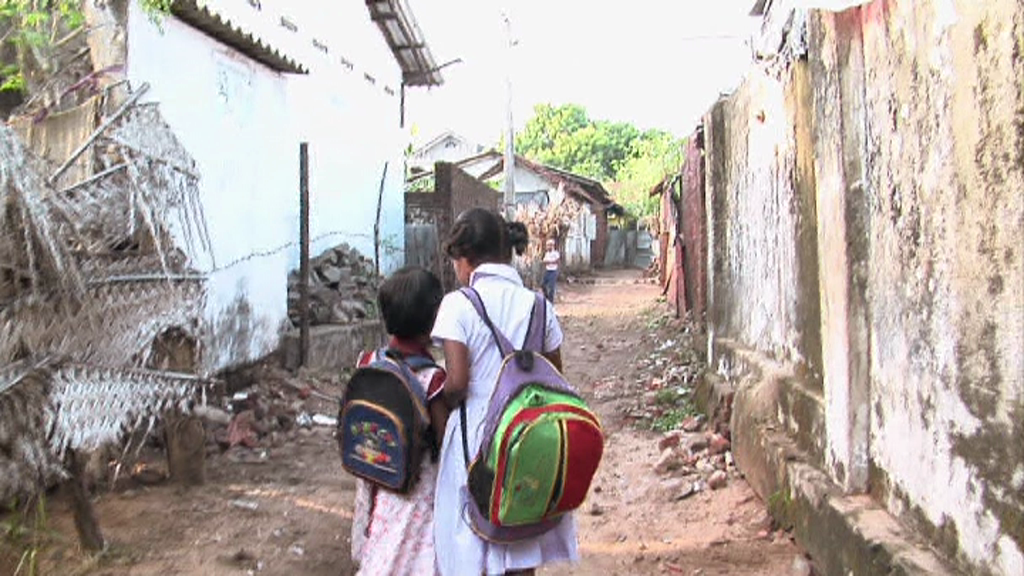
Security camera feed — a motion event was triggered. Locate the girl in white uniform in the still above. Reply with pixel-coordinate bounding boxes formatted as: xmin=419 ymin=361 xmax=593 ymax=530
xmin=431 ymin=208 xmax=579 ymax=575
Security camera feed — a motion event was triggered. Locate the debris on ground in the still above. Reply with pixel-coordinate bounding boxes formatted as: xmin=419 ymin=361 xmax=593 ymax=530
xmin=201 ymin=362 xmax=346 ymax=460
xmin=611 ymin=306 xmax=744 ymax=495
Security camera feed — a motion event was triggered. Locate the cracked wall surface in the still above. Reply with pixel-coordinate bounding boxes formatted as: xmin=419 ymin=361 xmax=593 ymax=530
xmin=706 ymin=1 xmax=1023 ymax=572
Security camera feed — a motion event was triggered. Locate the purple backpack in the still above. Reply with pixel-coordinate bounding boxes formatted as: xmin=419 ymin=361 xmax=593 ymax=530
xmin=458 ymin=287 xmax=604 ymax=542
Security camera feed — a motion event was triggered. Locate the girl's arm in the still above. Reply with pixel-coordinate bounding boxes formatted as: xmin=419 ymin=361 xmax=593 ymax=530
xmin=543 ymin=347 xmax=563 ymax=372
xmin=441 ymin=339 xmax=471 ymax=408
xmin=428 ymin=399 xmax=449 ymax=448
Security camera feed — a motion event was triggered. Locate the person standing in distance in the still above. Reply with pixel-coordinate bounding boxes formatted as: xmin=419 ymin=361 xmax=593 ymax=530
xmin=541 ymin=238 xmax=560 ymax=303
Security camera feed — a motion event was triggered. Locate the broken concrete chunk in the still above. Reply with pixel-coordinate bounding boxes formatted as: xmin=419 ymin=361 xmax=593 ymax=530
xmin=708 ymin=433 xmax=731 ymax=455
xmin=193 ymin=405 xmax=232 ymax=427
xmin=708 ymin=470 xmax=728 ymax=490
xmin=658 ymin=430 xmax=684 ymax=451
xmin=311 ymin=414 xmax=337 ymax=427
xmin=654 ymin=447 xmax=684 ymax=474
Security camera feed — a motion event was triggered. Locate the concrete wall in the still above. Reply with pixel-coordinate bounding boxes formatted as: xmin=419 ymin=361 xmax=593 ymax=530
xmin=706 ymin=69 xmax=821 ymax=370
xmin=854 ymin=2 xmax=1023 ymax=572
xmin=707 ymin=1 xmax=1024 ymax=573
xmin=127 ymin=0 xmax=405 ymax=373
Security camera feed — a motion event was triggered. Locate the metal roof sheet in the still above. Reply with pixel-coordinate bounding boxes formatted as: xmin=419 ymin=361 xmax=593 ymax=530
xmin=172 ymin=0 xmax=307 ymax=74
xmin=366 ymin=0 xmax=443 ymax=87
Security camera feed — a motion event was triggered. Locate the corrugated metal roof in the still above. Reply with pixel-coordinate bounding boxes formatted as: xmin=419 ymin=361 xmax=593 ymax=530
xmin=172 ymin=0 xmax=307 ymax=74
xmin=366 ymin=0 xmax=443 ymax=87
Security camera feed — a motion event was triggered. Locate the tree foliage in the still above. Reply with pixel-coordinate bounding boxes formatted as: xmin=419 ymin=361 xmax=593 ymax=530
xmin=615 ymin=129 xmax=685 ymax=224
xmin=0 ymin=0 xmax=171 ymax=94
xmin=514 ymin=103 xmax=685 ymax=222
xmin=515 ymin=103 xmax=639 ymax=182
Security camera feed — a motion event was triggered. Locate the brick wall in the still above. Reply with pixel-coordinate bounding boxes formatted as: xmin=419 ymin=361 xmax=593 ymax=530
xmin=449 ymin=161 xmax=501 ymax=218
xmin=404 ymin=162 xmax=501 ymax=290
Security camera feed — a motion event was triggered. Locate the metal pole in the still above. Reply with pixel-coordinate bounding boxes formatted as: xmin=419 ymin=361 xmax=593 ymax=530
xmin=501 ymin=11 xmax=516 ymax=217
xmin=374 ymin=161 xmax=389 ymax=278
xmin=400 ymin=82 xmax=406 ymax=128
xmin=299 ymin=142 xmax=310 ymax=368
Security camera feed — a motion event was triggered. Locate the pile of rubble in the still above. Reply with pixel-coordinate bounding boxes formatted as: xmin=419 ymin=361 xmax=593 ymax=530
xmin=653 ymin=418 xmax=735 ymax=499
xmin=608 ymin=311 xmax=739 ymax=498
xmin=191 ymin=363 xmax=346 ymax=458
xmin=287 ymin=244 xmax=379 ymax=328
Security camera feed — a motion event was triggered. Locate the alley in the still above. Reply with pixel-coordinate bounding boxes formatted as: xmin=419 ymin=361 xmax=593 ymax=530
xmin=2 ymin=1 xmax=1021 ymax=574
xmin=11 ymin=269 xmax=803 ymax=575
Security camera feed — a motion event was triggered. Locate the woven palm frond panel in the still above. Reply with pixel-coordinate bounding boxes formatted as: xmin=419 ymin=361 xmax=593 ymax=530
xmin=0 ymin=359 xmax=214 ymax=502
xmin=0 ymin=278 xmax=205 ymax=367
xmin=0 ymin=126 xmax=86 ymax=304
xmin=47 ymin=363 xmax=213 ymax=460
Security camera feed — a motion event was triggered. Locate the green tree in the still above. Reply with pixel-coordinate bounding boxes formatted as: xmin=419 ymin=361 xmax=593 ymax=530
xmin=513 ymin=103 xmax=684 ymax=223
xmin=0 ymin=0 xmax=171 ymax=95
xmin=514 ymin=103 xmax=639 ymax=182
xmin=615 ymin=129 xmax=686 ymax=224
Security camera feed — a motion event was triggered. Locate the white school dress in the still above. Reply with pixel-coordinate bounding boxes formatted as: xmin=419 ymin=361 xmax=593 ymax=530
xmin=430 ymin=263 xmax=579 ymax=576
xmin=350 ymin=342 xmax=445 ymax=576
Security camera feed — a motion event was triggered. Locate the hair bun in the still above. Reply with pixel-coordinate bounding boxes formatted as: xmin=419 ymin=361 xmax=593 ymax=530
xmin=506 ymin=221 xmax=529 ymax=256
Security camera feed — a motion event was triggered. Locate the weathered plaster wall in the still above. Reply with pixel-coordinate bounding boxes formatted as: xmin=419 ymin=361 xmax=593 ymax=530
xmin=290 ymin=69 xmax=405 ymax=273
xmin=856 ymin=1 xmax=1024 ymax=572
xmin=707 ymin=71 xmax=813 ymax=367
xmin=127 ymin=1 xmax=405 ymax=373
xmin=127 ymin=7 xmax=294 ymax=371
xmin=710 ymin=0 xmax=1024 ymax=572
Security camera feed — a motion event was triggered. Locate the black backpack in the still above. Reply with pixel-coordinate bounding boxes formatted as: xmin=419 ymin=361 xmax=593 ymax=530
xmin=337 ymin=348 xmax=436 ymax=493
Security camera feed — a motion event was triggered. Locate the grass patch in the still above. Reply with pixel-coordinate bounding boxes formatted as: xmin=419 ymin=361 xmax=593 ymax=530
xmin=1 ymin=495 xmax=55 ymax=576
xmin=645 ymin=386 xmax=698 ymax=432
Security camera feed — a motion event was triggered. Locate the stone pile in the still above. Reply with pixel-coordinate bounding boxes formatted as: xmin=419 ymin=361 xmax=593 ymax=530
xmin=287 ymin=244 xmax=379 ymax=328
xmin=653 ymin=423 xmax=735 ymax=499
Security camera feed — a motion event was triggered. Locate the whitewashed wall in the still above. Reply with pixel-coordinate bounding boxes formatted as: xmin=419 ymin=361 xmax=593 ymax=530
xmin=127 ymin=1 xmax=405 ymax=372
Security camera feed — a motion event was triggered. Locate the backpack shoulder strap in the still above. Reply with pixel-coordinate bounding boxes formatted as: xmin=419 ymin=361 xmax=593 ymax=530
xmin=459 ymin=287 xmax=515 ymax=356
xmin=401 ymin=354 xmax=438 ymax=372
xmin=523 ymin=293 xmax=547 ymax=352
xmin=371 ymin=348 xmax=429 ymax=407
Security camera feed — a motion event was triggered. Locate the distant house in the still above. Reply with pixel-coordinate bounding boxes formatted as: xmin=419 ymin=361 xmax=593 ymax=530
xmin=407 ymin=131 xmax=485 ymax=175
xmin=407 ymin=150 xmax=622 ymax=272
xmin=123 ymin=0 xmax=442 ymax=371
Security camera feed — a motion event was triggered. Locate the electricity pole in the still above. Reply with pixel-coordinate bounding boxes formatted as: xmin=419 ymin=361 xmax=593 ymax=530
xmin=501 ymin=10 xmax=516 ymax=217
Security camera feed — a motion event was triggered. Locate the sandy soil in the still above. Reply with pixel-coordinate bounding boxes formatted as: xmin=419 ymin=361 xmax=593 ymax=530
xmin=3 ymin=268 xmax=805 ymax=576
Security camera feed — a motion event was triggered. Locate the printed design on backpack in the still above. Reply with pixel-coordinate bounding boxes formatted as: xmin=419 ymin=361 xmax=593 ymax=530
xmin=459 ymin=287 xmax=605 ymax=543
xmin=349 ymin=420 xmax=398 ymax=470
xmin=338 ymin=349 xmax=436 ymax=494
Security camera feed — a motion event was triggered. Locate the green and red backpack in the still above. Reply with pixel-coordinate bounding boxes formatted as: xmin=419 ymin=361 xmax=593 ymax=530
xmin=459 ymin=287 xmax=604 ymax=542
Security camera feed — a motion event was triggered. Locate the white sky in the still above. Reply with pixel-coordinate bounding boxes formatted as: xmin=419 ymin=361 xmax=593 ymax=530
xmin=404 ymin=0 xmax=761 ymax=147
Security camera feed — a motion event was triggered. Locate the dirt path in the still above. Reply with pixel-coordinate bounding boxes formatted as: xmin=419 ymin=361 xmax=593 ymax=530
xmin=541 ymin=270 xmax=803 ymax=575
xmin=11 ymin=269 xmax=803 ymax=575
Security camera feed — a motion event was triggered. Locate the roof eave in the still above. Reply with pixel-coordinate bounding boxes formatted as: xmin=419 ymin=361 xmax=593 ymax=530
xmin=365 ymin=0 xmax=444 ymax=87
xmin=171 ymin=0 xmax=306 ymax=74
